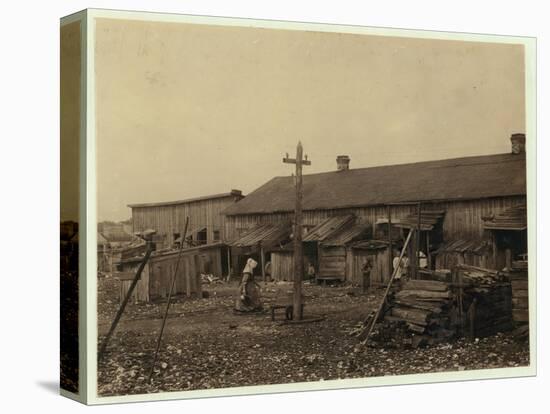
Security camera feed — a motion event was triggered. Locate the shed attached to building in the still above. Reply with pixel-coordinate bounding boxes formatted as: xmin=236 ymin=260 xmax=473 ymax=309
xmin=228 ymin=223 xmax=291 ymax=279
xmin=129 ymin=190 xmax=244 ymax=249
xmin=117 ymin=242 xmax=228 ymax=303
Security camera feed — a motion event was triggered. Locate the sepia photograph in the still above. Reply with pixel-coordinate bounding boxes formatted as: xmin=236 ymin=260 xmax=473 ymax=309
xmin=89 ymin=11 xmax=534 ymax=399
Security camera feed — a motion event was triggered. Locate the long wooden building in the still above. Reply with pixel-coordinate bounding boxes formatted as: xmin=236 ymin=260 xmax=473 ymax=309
xmin=129 ymin=190 xmax=244 ymax=249
xmin=223 ymin=134 xmax=528 ymax=282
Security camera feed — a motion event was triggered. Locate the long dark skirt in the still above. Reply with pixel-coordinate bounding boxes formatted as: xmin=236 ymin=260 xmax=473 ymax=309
xmin=235 ymin=273 xmax=262 ymax=312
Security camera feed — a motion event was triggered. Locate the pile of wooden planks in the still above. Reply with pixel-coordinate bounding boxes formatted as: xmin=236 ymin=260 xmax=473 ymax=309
xmin=455 ymin=265 xmax=513 ymax=337
xmin=507 ymin=262 xmax=529 ymax=325
xmin=366 ymin=264 xmax=515 ymax=347
xmin=369 ymin=279 xmax=455 ymax=347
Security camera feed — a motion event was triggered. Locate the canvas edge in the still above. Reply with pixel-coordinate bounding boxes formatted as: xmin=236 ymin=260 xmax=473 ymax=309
xmin=59 ymin=9 xmax=89 ymax=405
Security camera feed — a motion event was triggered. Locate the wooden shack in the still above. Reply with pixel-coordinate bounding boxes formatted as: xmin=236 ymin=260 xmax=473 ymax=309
xmin=435 ymin=239 xmax=492 ymax=270
xmin=117 ymin=242 xmax=228 ymax=303
xmin=270 ymin=216 xmax=374 ymax=283
xmin=270 ymin=247 xmax=294 ymax=282
xmin=483 ymin=204 xmax=528 ymax=270
xmin=129 ymin=190 xmax=243 ymax=249
xmin=347 ymin=240 xmax=391 ymax=286
xmin=228 ymin=223 xmax=291 ymax=279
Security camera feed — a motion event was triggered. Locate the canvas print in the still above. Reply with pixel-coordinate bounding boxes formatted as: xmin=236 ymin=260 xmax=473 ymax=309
xmin=83 ymin=11 xmax=534 ymax=400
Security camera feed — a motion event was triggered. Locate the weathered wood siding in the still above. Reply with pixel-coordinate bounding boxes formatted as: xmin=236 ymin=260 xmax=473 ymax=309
xmin=148 ymin=253 xmax=201 ymax=299
xmin=119 ymin=263 xmax=150 ymax=303
xmin=119 ymin=246 xmax=225 ymax=302
xmin=437 ymin=196 xmax=525 ymax=240
xmin=132 ymin=196 xmax=240 ymax=248
xmin=271 ymin=251 xmax=294 ymax=281
xmin=319 ymin=246 xmax=346 ymax=280
xmin=225 ymin=196 xmax=526 ymax=243
xmin=435 ymin=251 xmax=491 ymax=270
xmin=347 ymin=248 xmax=391 ymax=285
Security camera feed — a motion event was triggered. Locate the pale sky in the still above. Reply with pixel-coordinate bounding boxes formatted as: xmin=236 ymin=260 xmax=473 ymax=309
xmin=95 ymin=18 xmax=525 ymax=222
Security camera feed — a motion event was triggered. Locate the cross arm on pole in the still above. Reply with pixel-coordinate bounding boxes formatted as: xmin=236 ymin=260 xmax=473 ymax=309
xmin=283 ymin=157 xmax=311 ymax=166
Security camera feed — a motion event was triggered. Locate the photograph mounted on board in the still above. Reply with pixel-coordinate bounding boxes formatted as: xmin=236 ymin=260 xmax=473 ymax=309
xmin=86 ymin=10 xmax=535 ymax=401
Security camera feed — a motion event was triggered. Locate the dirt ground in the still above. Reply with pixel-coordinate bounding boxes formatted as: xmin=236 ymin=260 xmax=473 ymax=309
xmin=97 ymin=275 xmax=529 ymax=396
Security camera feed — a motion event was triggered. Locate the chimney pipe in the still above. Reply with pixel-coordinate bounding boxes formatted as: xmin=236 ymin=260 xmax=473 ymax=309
xmin=336 ymin=155 xmax=350 ymax=171
xmin=510 ymin=133 xmax=526 ymax=154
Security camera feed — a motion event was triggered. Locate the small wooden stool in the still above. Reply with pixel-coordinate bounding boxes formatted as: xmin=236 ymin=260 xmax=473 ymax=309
xmin=270 ymin=303 xmax=305 ymax=321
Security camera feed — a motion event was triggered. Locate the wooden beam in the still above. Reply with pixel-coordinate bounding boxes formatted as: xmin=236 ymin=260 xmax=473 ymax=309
xmin=260 ymin=245 xmax=266 ymax=282
xmin=387 ymin=205 xmax=393 ymax=274
xmin=426 ymin=232 xmax=431 ymax=270
xmin=99 ymin=243 xmax=153 ymax=361
xmin=148 ymin=217 xmax=190 ymax=383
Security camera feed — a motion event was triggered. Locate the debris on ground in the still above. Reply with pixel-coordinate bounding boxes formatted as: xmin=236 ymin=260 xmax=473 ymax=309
xmin=97 ymin=277 xmax=529 ymax=396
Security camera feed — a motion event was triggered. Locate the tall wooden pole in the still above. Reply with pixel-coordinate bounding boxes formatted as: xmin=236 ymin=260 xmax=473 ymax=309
xmin=283 ymin=142 xmax=311 ymax=320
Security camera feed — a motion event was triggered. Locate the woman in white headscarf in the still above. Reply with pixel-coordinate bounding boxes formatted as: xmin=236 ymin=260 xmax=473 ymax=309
xmin=235 ymin=258 xmax=262 ymax=312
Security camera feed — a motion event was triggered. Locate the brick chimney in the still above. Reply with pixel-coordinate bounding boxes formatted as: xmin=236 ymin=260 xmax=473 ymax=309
xmin=510 ymin=133 xmax=526 ymax=154
xmin=336 ymin=155 xmax=350 ymax=171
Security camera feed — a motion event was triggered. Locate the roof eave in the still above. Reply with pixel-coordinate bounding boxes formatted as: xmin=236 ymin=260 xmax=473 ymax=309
xmin=224 ymin=193 xmax=527 ymax=216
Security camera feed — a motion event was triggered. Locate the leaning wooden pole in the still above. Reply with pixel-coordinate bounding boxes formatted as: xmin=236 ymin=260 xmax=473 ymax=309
xmin=98 ymin=244 xmax=153 ymax=361
xmin=360 ymin=230 xmax=413 ymax=345
xmin=148 ymin=217 xmax=189 ymax=383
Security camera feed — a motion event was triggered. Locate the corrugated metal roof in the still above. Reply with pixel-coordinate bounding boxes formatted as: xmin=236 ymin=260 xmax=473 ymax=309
xmin=350 ymin=240 xmax=389 ymax=250
xmin=230 ymin=224 xmax=291 ymax=248
xmin=483 ymin=204 xmax=527 ymax=231
xmin=101 ymin=231 xmax=136 ymax=242
xmin=303 ymin=215 xmax=355 ymax=242
xmin=322 ymin=223 xmax=372 ymax=246
xmin=174 ymin=226 xmax=207 ymax=242
xmin=128 ymin=190 xmax=243 ymax=209
xmin=121 ymin=242 xmax=228 ymax=264
xmin=97 ymin=233 xmax=108 ymax=245
xmin=435 ymin=239 xmax=491 ymax=254
xmin=223 ymin=153 xmax=526 ymax=216
xmin=394 ymin=210 xmax=446 ymax=231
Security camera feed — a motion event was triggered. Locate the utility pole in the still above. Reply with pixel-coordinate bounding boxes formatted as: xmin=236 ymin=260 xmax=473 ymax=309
xmin=283 ymin=142 xmax=311 ymax=320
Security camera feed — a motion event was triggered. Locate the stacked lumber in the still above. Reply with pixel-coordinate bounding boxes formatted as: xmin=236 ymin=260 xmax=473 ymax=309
xmin=507 ymin=261 xmax=529 ymax=324
xmin=456 ymin=265 xmax=513 ymax=337
xmin=370 ymin=279 xmax=455 ymax=347
xmin=392 ymin=280 xmax=452 ymax=329
xmin=363 ymin=265 xmax=516 ymax=348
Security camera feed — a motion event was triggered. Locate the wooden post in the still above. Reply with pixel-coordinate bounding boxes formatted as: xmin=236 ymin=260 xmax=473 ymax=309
xmin=194 ymin=254 xmax=202 ymax=298
xmin=186 ymin=256 xmax=193 ymax=298
xmin=283 ymin=142 xmax=311 ymax=320
xmin=426 ymin=232 xmax=431 ymax=270
xmin=505 ymin=248 xmax=512 ymax=270
xmin=387 ymin=205 xmax=393 ymax=273
xmin=260 ymin=244 xmax=266 ymax=282
xmin=226 ymin=247 xmax=232 ymax=281
xmin=491 ymin=232 xmax=498 ymax=270
xmin=415 ymin=203 xmax=422 ymax=279
xmin=469 ymin=298 xmax=477 ymax=339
